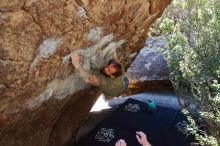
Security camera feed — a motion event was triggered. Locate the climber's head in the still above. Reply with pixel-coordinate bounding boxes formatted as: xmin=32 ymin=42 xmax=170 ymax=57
xmin=100 ymin=63 xmax=123 ymax=78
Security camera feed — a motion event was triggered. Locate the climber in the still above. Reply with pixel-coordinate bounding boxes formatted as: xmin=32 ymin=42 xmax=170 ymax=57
xmin=71 ymin=51 xmax=128 ymax=100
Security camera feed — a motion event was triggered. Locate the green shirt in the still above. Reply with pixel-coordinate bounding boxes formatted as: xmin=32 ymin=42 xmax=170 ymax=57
xmin=97 ymin=74 xmax=125 ymax=100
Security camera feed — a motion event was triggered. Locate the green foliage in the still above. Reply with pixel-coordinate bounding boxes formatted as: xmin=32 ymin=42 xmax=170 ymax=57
xmin=150 ymin=0 xmax=220 ymax=145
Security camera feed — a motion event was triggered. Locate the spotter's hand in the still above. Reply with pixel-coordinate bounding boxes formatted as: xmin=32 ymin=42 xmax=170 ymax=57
xmin=136 ymin=131 xmax=151 ymax=146
xmin=115 ymin=139 xmax=127 ymax=146
xmin=71 ymin=52 xmax=80 ymax=69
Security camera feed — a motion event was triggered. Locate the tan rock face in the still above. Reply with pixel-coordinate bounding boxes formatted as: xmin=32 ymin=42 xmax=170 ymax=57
xmin=0 ymin=0 xmax=171 ymax=146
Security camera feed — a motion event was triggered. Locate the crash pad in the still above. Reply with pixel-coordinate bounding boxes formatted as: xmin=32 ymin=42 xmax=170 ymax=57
xmin=76 ymin=98 xmax=195 ymax=146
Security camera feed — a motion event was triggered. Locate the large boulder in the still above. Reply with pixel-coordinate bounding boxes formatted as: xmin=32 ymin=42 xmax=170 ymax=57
xmin=0 ymin=0 xmax=171 ymax=146
xmin=126 ymin=37 xmax=173 ymax=94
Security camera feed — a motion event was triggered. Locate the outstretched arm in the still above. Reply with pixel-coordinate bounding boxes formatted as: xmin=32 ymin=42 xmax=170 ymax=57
xmin=71 ymin=52 xmax=100 ymax=86
xmin=113 ymin=50 xmax=121 ymax=63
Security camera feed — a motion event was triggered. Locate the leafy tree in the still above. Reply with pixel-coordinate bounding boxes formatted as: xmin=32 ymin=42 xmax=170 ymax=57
xmin=150 ymin=0 xmax=220 ymax=145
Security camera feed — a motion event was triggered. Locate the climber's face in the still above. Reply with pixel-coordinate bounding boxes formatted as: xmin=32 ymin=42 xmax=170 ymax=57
xmin=100 ymin=62 xmax=122 ymax=78
xmin=104 ymin=64 xmax=117 ymax=77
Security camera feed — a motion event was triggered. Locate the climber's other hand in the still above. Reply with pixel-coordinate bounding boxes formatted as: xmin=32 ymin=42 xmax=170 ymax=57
xmin=71 ymin=52 xmax=80 ymax=69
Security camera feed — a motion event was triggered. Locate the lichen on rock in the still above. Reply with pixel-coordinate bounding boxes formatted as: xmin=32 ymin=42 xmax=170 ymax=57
xmin=30 ymin=38 xmax=62 ymax=70
xmin=26 ymin=89 xmax=54 ymax=110
xmin=76 ymin=33 xmax=126 ymax=74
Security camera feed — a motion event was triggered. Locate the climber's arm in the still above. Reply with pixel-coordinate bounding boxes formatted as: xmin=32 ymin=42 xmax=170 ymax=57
xmin=113 ymin=50 xmax=120 ymax=63
xmin=78 ymin=67 xmax=100 ymax=86
xmin=112 ymin=50 xmax=125 ymax=67
xmin=71 ymin=52 xmax=100 ymax=86
xmin=112 ymin=50 xmax=125 ymax=73
xmin=83 ymin=75 xmax=100 ymax=86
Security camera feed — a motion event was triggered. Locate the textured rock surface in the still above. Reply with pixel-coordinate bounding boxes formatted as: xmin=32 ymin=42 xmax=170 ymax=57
xmin=125 ymin=37 xmax=173 ymax=94
xmin=0 ymin=0 xmax=171 ymax=146
xmin=126 ymin=37 xmax=169 ymax=82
